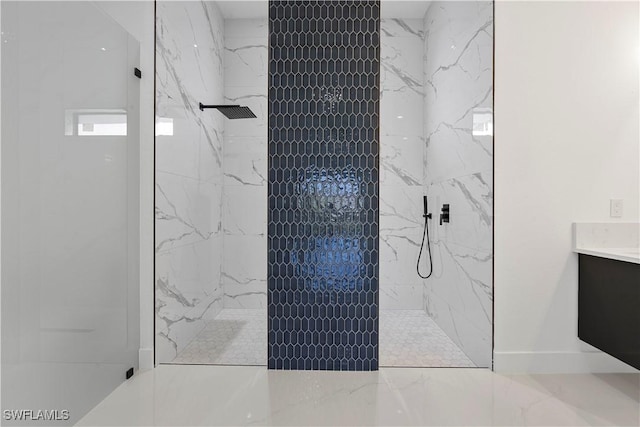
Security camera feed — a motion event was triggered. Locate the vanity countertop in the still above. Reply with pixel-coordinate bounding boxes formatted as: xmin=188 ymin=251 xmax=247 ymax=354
xmin=574 ymin=247 xmax=640 ymax=264
xmin=573 ymin=222 xmax=640 ymax=265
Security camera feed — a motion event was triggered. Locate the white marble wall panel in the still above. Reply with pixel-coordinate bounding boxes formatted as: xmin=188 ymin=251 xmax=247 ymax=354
xmin=424 ymin=287 xmax=492 ymax=367
xmin=381 ymin=19 xmax=424 ymax=90
xmin=380 ymin=135 xmax=423 ymax=187
xmin=155 ymin=1 xmax=225 ymax=363
xmin=425 ymin=122 xmax=493 ymax=185
xmin=223 ymin=136 xmax=267 ymax=187
xmin=423 ymin=1 xmax=493 ymax=183
xmin=222 ymin=20 xmax=269 ymax=308
xmin=155 ymin=2 xmax=225 ymax=184
xmin=380 ymin=88 xmax=424 ymax=138
xmin=379 ymin=19 xmax=426 ymax=309
xmin=426 ymin=240 xmax=492 ymax=331
xmin=223 ymin=186 xmax=267 ymax=236
xmin=223 ymin=235 xmax=268 ymax=308
xmin=224 ymin=86 xmax=268 ymax=138
xmin=427 ymin=170 xmax=493 ymax=251
xmin=422 ymin=1 xmax=493 ymax=367
xmin=224 ymin=38 xmax=268 ymax=87
xmin=380 ymin=186 xmax=424 ymax=282
xmin=157 ymin=238 xmax=223 ymax=300
xmin=379 ymin=285 xmax=424 ymax=310
xmin=155 ymin=173 xmax=222 ymax=252
xmin=156 ymin=237 xmax=224 ymax=359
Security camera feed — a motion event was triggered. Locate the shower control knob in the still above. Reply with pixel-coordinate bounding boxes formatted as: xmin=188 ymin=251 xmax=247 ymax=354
xmin=439 ymin=204 xmax=450 ymax=225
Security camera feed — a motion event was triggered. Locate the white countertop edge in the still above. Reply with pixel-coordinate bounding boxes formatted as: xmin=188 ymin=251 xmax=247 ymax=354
xmin=575 ymin=248 xmax=640 ymax=264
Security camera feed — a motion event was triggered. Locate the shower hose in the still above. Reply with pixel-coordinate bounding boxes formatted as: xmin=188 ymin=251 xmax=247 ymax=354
xmin=417 ymin=199 xmax=434 ymax=279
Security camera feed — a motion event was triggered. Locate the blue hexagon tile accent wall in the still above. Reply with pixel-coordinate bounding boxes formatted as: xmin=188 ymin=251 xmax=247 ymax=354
xmin=268 ymin=0 xmax=380 ymax=371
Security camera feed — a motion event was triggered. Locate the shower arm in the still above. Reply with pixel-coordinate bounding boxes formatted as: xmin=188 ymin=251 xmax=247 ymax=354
xmin=199 ymin=103 xmax=240 ymax=111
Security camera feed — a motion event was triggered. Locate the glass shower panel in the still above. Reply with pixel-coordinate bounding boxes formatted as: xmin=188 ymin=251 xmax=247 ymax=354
xmin=1 ymin=2 xmax=140 ymax=424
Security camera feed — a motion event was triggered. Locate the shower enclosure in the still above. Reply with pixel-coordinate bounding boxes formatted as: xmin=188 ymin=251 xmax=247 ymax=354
xmin=155 ymin=0 xmax=493 ymax=369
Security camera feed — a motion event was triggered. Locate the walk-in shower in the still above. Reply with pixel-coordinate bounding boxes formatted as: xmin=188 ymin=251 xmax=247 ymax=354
xmin=155 ymin=0 xmax=493 ymax=370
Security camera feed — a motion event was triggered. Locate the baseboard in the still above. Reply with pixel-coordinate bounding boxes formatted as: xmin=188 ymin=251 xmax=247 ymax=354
xmin=138 ymin=347 xmax=154 ymax=371
xmin=493 ymin=351 xmax=638 ymax=373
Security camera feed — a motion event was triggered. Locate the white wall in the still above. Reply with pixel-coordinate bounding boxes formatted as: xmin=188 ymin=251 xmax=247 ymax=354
xmin=494 ymin=0 xmax=640 ymax=373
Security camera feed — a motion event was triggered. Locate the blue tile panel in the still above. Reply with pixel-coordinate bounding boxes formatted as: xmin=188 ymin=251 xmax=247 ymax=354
xmin=268 ymin=0 xmax=380 ymax=371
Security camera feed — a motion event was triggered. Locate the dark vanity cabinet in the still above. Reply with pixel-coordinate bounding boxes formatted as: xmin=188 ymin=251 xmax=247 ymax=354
xmin=578 ymin=254 xmax=640 ymax=370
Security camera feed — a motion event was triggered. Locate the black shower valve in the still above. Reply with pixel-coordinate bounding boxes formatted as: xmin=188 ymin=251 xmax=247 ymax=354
xmin=439 ymin=204 xmax=450 ymax=225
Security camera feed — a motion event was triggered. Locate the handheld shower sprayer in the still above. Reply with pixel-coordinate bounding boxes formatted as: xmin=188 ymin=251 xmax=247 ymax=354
xmin=423 ymin=196 xmax=432 ymax=220
xmin=417 ymin=195 xmax=434 ymax=279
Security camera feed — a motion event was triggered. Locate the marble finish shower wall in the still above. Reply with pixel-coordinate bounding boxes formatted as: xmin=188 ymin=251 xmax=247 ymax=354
xmin=155 ymin=1 xmax=225 ymax=363
xmin=222 ymin=19 xmax=269 ymax=309
xmin=220 ymin=18 xmax=424 ymax=312
xmin=422 ymin=1 xmax=493 ymax=367
xmin=380 ymin=19 xmax=425 ymax=309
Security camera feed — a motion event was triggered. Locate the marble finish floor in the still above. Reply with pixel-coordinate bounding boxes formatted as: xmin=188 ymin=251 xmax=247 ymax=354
xmin=78 ymin=365 xmax=640 ymax=426
xmin=171 ymin=309 xmax=473 ymax=368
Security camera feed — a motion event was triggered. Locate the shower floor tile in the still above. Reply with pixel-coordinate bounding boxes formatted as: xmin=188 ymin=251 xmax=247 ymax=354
xmin=172 ymin=309 xmax=267 ymax=366
xmin=171 ymin=309 xmax=474 ymax=368
xmin=379 ymin=310 xmax=476 ymax=367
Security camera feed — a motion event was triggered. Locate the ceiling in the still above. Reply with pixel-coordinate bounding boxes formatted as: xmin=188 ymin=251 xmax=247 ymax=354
xmin=215 ymin=1 xmax=432 ymax=20
xmin=215 ymin=1 xmax=266 ymax=19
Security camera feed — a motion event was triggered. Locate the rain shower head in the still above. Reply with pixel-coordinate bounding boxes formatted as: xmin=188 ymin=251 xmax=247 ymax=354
xmin=198 ymin=103 xmax=257 ymax=119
